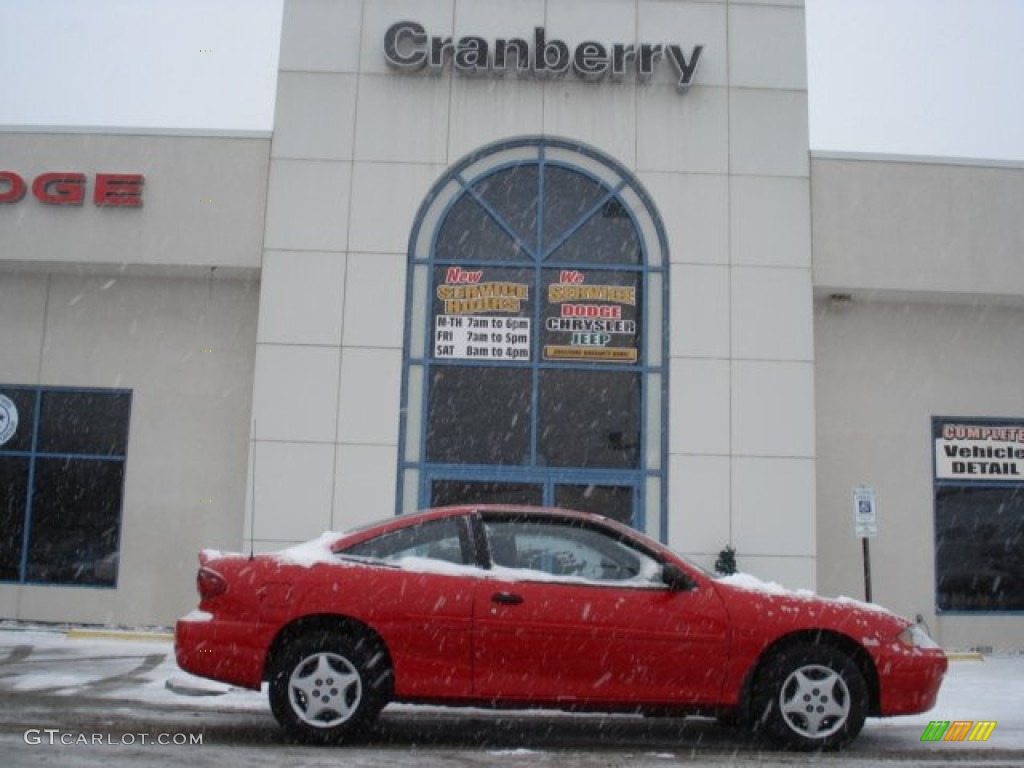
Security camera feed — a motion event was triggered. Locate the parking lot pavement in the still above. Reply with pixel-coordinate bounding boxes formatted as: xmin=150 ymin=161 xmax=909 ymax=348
xmin=1 ymin=623 xmax=1022 ymax=764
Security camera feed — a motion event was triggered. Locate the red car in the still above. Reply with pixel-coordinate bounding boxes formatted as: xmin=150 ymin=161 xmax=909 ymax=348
xmin=175 ymin=506 xmax=946 ymax=750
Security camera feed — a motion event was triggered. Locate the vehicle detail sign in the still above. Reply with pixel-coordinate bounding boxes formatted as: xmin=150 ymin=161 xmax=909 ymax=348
xmin=934 ymin=419 xmax=1024 ymax=480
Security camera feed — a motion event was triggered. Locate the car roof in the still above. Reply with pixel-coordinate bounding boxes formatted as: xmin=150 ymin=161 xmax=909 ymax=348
xmin=333 ymin=504 xmax=621 ymax=549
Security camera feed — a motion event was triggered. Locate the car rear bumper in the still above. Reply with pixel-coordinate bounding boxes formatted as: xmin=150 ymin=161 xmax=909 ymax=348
xmin=877 ymin=648 xmax=948 ymax=716
xmin=174 ymin=613 xmax=269 ymax=691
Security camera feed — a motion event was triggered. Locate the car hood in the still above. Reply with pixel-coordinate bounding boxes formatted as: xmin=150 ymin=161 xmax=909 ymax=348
xmin=710 ymin=572 xmax=912 ymax=643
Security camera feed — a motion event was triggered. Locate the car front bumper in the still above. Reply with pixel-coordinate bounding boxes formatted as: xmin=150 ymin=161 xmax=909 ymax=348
xmin=876 ymin=647 xmax=948 ymax=716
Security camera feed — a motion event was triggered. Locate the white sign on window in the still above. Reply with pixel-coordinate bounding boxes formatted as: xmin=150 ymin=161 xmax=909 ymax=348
xmin=934 ymin=421 xmax=1024 ymax=481
xmin=433 ymin=315 xmax=530 ymax=362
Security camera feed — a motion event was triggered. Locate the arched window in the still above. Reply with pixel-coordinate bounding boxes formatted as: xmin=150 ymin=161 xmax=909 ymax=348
xmin=398 ymin=138 xmax=668 ymax=540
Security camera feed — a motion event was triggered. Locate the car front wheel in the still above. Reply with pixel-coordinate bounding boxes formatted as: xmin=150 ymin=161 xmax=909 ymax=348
xmin=269 ymin=630 xmax=391 ymax=744
xmin=751 ymin=642 xmax=868 ymax=751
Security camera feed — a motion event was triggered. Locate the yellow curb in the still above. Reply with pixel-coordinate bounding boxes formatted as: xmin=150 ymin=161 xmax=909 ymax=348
xmin=66 ymin=629 xmax=173 ymax=643
xmin=946 ymin=652 xmax=985 ymax=662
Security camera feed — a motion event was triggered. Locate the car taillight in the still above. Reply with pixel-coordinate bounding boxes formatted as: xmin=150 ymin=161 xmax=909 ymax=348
xmin=197 ymin=566 xmax=227 ymax=600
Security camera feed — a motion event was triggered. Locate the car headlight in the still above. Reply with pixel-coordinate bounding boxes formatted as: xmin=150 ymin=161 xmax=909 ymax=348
xmin=897 ymin=623 xmax=941 ymax=650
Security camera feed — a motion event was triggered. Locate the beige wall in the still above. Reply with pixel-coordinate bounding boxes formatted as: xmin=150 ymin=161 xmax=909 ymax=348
xmin=0 ymin=129 xmax=268 ymax=626
xmin=252 ymin=0 xmax=819 ymax=591
xmin=815 ymin=298 xmax=1024 ymax=650
xmin=0 ymin=269 xmax=258 ymax=625
xmin=812 ymin=155 xmax=1024 ymax=299
xmin=812 ymin=155 xmax=1024 ymax=650
xmin=0 ymin=131 xmax=269 ymax=269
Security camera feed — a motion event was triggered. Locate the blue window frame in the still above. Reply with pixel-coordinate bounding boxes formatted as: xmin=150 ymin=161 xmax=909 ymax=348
xmin=398 ymin=138 xmax=668 ymax=540
xmin=0 ymin=385 xmax=131 ymax=587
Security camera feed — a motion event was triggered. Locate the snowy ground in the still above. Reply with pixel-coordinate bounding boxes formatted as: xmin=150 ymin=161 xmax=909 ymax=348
xmin=0 ymin=624 xmax=1022 ymax=765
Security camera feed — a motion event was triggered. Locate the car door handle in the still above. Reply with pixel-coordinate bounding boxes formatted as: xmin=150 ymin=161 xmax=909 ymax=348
xmin=491 ymin=591 xmax=524 ymax=605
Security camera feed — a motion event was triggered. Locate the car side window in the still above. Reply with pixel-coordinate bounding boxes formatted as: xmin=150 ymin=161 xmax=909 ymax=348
xmin=483 ymin=518 xmax=660 ymax=585
xmin=340 ymin=518 xmax=469 ymax=565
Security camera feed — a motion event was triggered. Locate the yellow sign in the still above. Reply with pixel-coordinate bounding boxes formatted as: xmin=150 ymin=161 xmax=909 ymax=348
xmin=543 ymin=345 xmax=637 ymax=363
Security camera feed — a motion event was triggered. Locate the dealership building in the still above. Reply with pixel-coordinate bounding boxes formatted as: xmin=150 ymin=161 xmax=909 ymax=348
xmin=1 ymin=0 xmax=1022 ymax=650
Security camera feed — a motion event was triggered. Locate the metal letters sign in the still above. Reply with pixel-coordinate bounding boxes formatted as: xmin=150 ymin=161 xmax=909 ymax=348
xmin=0 ymin=171 xmax=144 ymax=207
xmin=384 ymin=21 xmax=703 ymax=91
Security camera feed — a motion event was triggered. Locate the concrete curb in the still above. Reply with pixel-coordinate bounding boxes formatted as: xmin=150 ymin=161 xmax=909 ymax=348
xmin=66 ymin=628 xmax=173 ymax=643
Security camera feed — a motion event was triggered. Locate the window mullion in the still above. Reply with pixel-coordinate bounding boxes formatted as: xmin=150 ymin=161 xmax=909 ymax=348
xmin=530 ymin=155 xmax=545 ymax=468
xmin=18 ymin=390 xmax=42 ymax=583
xmin=462 ymin=184 xmax=537 ymax=261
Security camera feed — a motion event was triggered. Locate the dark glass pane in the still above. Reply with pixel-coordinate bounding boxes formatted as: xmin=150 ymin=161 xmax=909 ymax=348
xmin=539 ymin=370 xmax=641 ymax=469
xmin=427 ymin=367 xmax=531 ymax=465
xmin=541 ymin=165 xmax=609 ymax=252
xmin=342 ymin=518 xmax=468 ymax=565
xmin=431 ymin=480 xmax=543 ymax=508
xmin=38 ymin=391 xmax=131 ymax=456
xmin=542 ymin=268 xmax=641 ymax=364
xmin=26 ymin=458 xmax=124 ymax=586
xmin=935 ymin=486 xmax=1024 ymax=611
xmin=473 ymin=166 xmax=539 ymax=251
xmin=434 ymin=194 xmax=530 ymax=262
xmin=555 ymin=484 xmax=634 ymax=525
xmin=0 ymin=388 xmax=37 ymax=453
xmin=483 ymin=518 xmax=656 ymax=581
xmin=0 ymin=458 xmax=29 ymax=582
xmin=546 ymin=196 xmax=641 ymax=264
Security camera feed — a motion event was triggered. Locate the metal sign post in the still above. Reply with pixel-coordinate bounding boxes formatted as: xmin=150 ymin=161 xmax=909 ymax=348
xmin=853 ymin=486 xmax=878 ymax=602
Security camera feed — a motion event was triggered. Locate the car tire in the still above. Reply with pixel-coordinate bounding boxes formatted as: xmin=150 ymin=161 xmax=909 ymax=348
xmin=750 ymin=642 xmax=868 ymax=751
xmin=269 ymin=629 xmax=391 ymax=744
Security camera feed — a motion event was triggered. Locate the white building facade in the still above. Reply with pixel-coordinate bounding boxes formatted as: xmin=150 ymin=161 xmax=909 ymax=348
xmin=0 ymin=0 xmax=1020 ymax=649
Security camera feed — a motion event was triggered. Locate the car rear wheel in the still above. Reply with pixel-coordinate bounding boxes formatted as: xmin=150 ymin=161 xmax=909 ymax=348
xmin=751 ymin=643 xmax=868 ymax=751
xmin=269 ymin=630 xmax=391 ymax=744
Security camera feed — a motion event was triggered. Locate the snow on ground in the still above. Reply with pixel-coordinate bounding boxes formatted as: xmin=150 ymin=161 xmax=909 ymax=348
xmin=0 ymin=627 xmax=267 ymax=713
xmin=1 ymin=625 xmax=1022 ymax=750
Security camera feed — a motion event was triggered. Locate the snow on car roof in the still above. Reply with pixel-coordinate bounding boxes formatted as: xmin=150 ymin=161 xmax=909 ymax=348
xmin=272 ymin=531 xmax=343 ymax=567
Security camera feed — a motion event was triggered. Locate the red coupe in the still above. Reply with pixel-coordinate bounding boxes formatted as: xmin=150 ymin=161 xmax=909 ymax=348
xmin=175 ymin=505 xmax=946 ymax=749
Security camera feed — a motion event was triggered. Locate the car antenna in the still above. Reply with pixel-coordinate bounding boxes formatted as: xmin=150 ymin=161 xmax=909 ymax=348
xmin=249 ymin=418 xmax=256 ymax=560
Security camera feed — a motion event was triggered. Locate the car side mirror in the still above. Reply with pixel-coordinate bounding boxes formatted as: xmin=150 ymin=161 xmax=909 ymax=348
xmin=661 ymin=562 xmax=696 ymax=592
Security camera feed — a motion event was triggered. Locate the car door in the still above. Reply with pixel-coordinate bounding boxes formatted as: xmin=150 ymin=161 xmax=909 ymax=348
xmin=336 ymin=515 xmax=479 ymax=699
xmin=472 ymin=513 xmax=731 ymax=706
